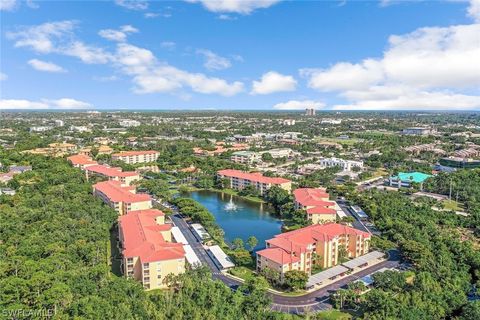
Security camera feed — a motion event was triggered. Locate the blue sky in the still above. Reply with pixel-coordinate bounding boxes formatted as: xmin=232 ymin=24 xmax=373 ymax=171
xmin=1 ymin=0 xmax=479 ymax=110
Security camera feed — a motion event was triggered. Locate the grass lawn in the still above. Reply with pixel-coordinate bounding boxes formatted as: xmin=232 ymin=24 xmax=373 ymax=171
xmin=442 ymin=199 xmax=463 ymax=211
xmin=316 ymin=310 xmax=352 ymax=320
xmin=229 ymin=266 xmax=255 ymax=281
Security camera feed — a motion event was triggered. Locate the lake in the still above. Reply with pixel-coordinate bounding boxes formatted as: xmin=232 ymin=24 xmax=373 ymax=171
xmin=185 ymin=190 xmax=282 ymax=250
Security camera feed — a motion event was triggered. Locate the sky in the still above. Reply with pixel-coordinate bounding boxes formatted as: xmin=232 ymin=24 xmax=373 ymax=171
xmin=0 ymin=0 xmax=479 ymax=111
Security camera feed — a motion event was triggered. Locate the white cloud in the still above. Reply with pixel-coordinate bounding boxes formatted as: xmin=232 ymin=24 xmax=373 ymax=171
xmin=98 ymin=25 xmax=138 ymax=42
xmin=251 ymin=71 xmax=297 ymax=94
xmin=217 ymin=14 xmax=237 ymax=20
xmin=160 ymin=41 xmax=176 ymax=50
xmin=273 ymin=100 xmax=325 ymax=110
xmin=114 ymin=0 xmax=148 ymax=11
xmin=302 ymin=21 xmax=480 ymax=110
xmin=7 ymin=21 xmax=112 ymax=64
xmin=0 ymin=0 xmax=17 ymax=11
xmin=0 ymin=73 xmax=7 ymax=81
xmin=333 ymin=89 xmax=480 ymax=110
xmin=186 ymin=0 xmax=281 ymax=14
xmin=0 ymin=98 xmax=92 ymax=109
xmin=6 ymin=20 xmax=76 ymax=53
xmin=26 ymin=0 xmax=39 ymax=9
xmin=196 ymin=49 xmax=232 ymax=71
xmin=468 ymin=0 xmax=480 ymax=22
xmin=301 ymin=59 xmax=384 ymax=92
xmin=115 ymin=43 xmax=244 ymax=96
xmin=28 ymin=59 xmax=66 ymax=73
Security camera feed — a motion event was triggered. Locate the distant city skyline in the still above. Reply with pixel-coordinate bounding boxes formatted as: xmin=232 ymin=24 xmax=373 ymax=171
xmin=1 ymin=0 xmax=479 ymax=111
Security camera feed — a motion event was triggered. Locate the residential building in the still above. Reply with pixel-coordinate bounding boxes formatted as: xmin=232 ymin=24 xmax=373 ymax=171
xmin=67 ymin=154 xmax=98 ymax=169
xmin=54 ymin=120 xmax=64 ymax=127
xmin=230 ymin=151 xmax=260 ymax=164
xmin=217 ymin=169 xmax=292 ymax=195
xmin=401 ymin=127 xmax=433 ymax=135
xmin=119 ymin=209 xmax=185 ymax=290
xmin=293 ymin=188 xmax=337 ymax=224
xmin=256 ymin=223 xmax=371 ymax=279
xmin=260 ymin=148 xmax=299 ymax=159
xmin=112 ymin=150 xmax=160 ymax=164
xmin=438 ymin=157 xmax=480 ymax=170
xmin=97 ymin=145 xmax=113 ymax=155
xmin=282 ymin=119 xmax=296 ymax=126
xmin=388 ymin=171 xmax=432 ymax=188
xmin=29 ymin=126 xmax=52 ymax=132
xmin=318 ymin=157 xmax=364 ymax=172
xmin=93 ymin=180 xmax=151 ymax=215
xmin=85 ymin=164 xmax=141 ymax=186
xmin=305 ymin=108 xmax=316 ymax=116
xmin=119 ymin=120 xmax=141 ymax=127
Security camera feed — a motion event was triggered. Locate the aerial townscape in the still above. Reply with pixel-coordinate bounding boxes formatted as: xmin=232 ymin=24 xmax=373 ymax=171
xmin=1 ymin=1 xmax=480 ymax=320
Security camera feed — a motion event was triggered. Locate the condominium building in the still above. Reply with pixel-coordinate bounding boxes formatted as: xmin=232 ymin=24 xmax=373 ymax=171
xmin=93 ymin=180 xmax=151 ymax=215
xmin=401 ymin=127 xmax=433 ymax=135
xmin=256 ymin=223 xmax=371 ymax=279
xmin=217 ymin=169 xmax=292 ymax=195
xmin=318 ymin=157 xmax=363 ymax=172
xmin=293 ymin=188 xmax=337 ymax=224
xmin=119 ymin=209 xmax=186 ymax=290
xmin=85 ymin=164 xmax=141 ymax=186
xmin=67 ymin=154 xmax=98 ymax=169
xmin=230 ymin=151 xmax=260 ymax=164
xmin=112 ymin=150 xmax=160 ymax=164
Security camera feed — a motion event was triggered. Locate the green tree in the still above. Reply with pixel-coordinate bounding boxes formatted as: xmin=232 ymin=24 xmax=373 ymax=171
xmin=283 ymin=270 xmax=308 ymax=291
xmin=247 ymin=236 xmax=258 ymax=251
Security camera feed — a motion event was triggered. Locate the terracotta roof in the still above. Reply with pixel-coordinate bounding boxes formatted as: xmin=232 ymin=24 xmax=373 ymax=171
xmin=306 ymin=207 xmax=337 ymax=215
xmin=112 ymin=150 xmax=159 ymax=157
xmin=86 ymin=164 xmax=139 ymax=178
xmin=293 ymin=188 xmax=330 ymax=206
xmin=119 ymin=209 xmax=185 ymax=263
xmin=67 ymin=154 xmax=98 ymax=166
xmin=217 ymin=169 xmax=291 ymax=185
xmin=93 ymin=180 xmax=151 ymax=203
xmin=256 ymin=247 xmax=300 ymax=265
xmin=261 ymin=223 xmax=371 ymax=265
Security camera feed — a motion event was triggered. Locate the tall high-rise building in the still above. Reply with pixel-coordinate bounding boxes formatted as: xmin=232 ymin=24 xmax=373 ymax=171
xmin=305 ymin=108 xmax=316 ymax=116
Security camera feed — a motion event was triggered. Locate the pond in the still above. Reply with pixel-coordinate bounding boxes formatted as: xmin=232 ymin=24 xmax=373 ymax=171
xmin=185 ymin=190 xmax=282 ymax=250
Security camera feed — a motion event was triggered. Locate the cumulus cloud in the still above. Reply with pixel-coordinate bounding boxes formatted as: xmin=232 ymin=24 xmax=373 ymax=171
xmin=116 ymin=43 xmax=244 ymax=96
xmin=98 ymin=25 xmax=138 ymax=42
xmin=186 ymin=0 xmax=281 ymax=14
xmin=196 ymin=49 xmax=232 ymax=71
xmin=7 ymin=21 xmax=112 ymax=64
xmin=28 ymin=59 xmax=66 ymax=73
xmin=251 ymin=71 xmax=297 ymax=94
xmin=0 ymin=98 xmax=92 ymax=109
xmin=0 ymin=0 xmax=17 ymax=11
xmin=273 ymin=100 xmax=325 ymax=110
xmin=6 ymin=21 xmax=243 ymax=97
xmin=468 ymin=0 xmax=480 ymax=22
xmin=114 ymin=0 xmax=148 ymax=11
xmin=302 ymin=22 xmax=480 ymax=110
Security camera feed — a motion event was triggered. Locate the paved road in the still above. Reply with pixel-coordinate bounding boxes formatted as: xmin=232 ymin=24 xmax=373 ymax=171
xmin=170 ymin=212 xmax=402 ymax=314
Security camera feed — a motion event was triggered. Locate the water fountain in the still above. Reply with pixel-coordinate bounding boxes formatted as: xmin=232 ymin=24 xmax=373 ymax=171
xmin=224 ymin=196 xmax=238 ymax=211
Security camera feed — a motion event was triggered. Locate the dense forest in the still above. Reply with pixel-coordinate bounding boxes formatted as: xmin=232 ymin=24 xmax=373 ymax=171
xmin=0 ymin=151 xmax=299 ymax=319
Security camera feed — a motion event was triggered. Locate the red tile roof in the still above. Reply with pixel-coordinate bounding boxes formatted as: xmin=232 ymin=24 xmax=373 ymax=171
xmin=119 ymin=209 xmax=185 ymax=263
xmin=93 ymin=180 xmax=151 ymax=203
xmin=306 ymin=207 xmax=337 ymax=215
xmin=259 ymin=223 xmax=371 ymax=265
xmin=293 ymin=188 xmax=331 ymax=206
xmin=112 ymin=150 xmax=159 ymax=157
xmin=217 ymin=169 xmax=291 ymax=185
xmin=86 ymin=164 xmax=139 ymax=178
xmin=256 ymin=247 xmax=300 ymax=265
xmin=67 ymin=154 xmax=98 ymax=166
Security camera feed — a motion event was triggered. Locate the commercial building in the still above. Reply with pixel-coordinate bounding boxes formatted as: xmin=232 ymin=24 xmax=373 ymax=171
xmin=293 ymin=188 xmax=337 ymax=224
xmin=305 ymin=108 xmax=316 ymax=116
xmin=217 ymin=169 xmax=292 ymax=195
xmin=119 ymin=120 xmax=141 ymax=127
xmin=438 ymin=157 xmax=480 ymax=169
xmin=256 ymin=223 xmax=371 ymax=279
xmin=85 ymin=164 xmax=141 ymax=186
xmin=93 ymin=180 xmax=151 ymax=215
xmin=260 ymin=148 xmax=299 ymax=159
xmin=230 ymin=151 xmax=260 ymax=164
xmin=112 ymin=150 xmax=160 ymax=164
xmin=389 ymin=171 xmax=432 ymax=188
xmin=318 ymin=157 xmax=364 ymax=172
xmin=118 ymin=209 xmax=185 ymax=290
